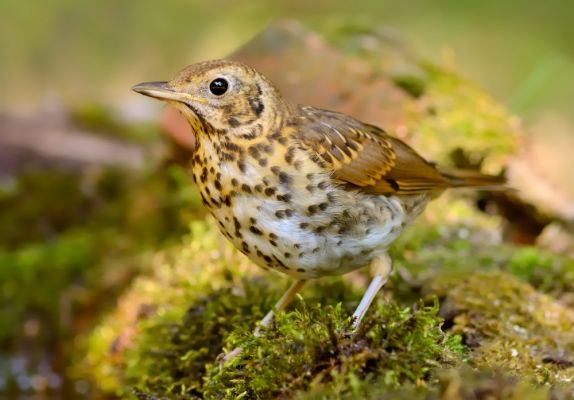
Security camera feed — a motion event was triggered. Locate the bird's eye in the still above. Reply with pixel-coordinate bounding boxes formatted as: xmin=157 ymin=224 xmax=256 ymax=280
xmin=209 ymin=78 xmax=228 ymax=96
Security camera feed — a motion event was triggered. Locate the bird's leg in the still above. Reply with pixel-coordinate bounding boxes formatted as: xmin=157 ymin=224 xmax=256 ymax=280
xmin=350 ymin=253 xmax=393 ymax=329
xmin=254 ymin=279 xmax=307 ymax=336
xmin=220 ymin=279 xmax=306 ymax=365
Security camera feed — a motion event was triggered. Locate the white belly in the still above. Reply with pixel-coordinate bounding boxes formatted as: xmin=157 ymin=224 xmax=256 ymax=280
xmin=212 ymin=191 xmax=428 ymax=279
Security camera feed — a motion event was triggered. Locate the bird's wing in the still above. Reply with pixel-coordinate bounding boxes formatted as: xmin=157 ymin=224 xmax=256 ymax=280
xmin=295 ymin=106 xmax=451 ymax=195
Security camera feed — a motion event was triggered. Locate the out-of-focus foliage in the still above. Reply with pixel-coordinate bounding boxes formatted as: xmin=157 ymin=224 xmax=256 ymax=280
xmin=0 ymin=164 xmax=203 ymax=342
xmin=1 ymin=0 xmax=573 ymax=121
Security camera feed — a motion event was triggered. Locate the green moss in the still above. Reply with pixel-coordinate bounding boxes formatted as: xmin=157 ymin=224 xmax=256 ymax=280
xmin=0 ymin=163 xmax=203 ymax=341
xmin=416 ymin=64 xmax=518 ymax=171
xmin=308 ymin=367 xmax=572 ymax=400
xmin=75 ymin=214 xmax=574 ymax=398
xmin=426 ymin=271 xmax=574 ymax=386
xmin=204 ymin=299 xmax=462 ymax=399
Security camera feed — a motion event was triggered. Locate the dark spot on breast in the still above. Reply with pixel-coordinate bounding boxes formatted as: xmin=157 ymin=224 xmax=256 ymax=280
xmin=214 ymin=180 xmax=222 ymax=190
xmin=249 ymin=226 xmax=263 ymax=235
xmin=263 ymin=254 xmax=273 ymax=263
xmin=294 ymin=243 xmax=301 ymax=249
xmin=278 ymin=172 xmax=292 ymax=185
xmin=294 ymin=161 xmax=302 ymax=170
xmin=271 ymin=166 xmax=280 ymax=175
xmin=299 ymin=222 xmax=309 ymax=229
xmin=275 ymin=210 xmax=285 ymax=219
xmin=285 ymin=147 xmax=296 ymax=164
xmin=308 ymin=205 xmax=318 ymax=215
xmin=284 ymin=209 xmax=294 ymax=217
xmin=254 ymin=184 xmax=263 ymax=193
xmin=305 ymin=184 xmax=315 ymax=193
xmin=248 ymin=145 xmax=260 ymax=159
xmin=318 ymin=202 xmax=328 ymax=211
xmin=318 ymin=181 xmax=329 ymax=190
xmin=231 ymin=178 xmax=238 ymax=186
xmin=312 ymin=247 xmax=320 ymax=253
xmin=277 ymin=193 xmax=292 ymax=202
xmin=221 ymin=152 xmax=236 ymax=162
xmin=240 ymin=130 xmax=258 ymax=140
xmin=269 ymin=232 xmax=278 ymax=240
xmin=258 ymin=159 xmax=268 ymax=167
xmin=327 ymin=192 xmax=337 ymax=202
xmin=223 ymin=141 xmax=244 ymax=154
xmin=296 ymin=268 xmax=305 ymax=272
xmin=270 ymin=240 xmax=277 ymax=247
xmin=249 ymin=217 xmax=257 ymax=224
xmin=269 ymin=130 xmax=282 ymax=141
xmin=338 ymin=226 xmax=349 ymax=235
xmin=264 ymin=187 xmax=276 ymax=196
xmin=241 ymin=184 xmax=252 ymax=193
xmin=285 ymin=252 xmax=292 ymax=258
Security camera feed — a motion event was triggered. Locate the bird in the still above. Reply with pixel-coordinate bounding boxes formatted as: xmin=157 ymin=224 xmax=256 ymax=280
xmin=133 ymin=59 xmax=505 ymax=361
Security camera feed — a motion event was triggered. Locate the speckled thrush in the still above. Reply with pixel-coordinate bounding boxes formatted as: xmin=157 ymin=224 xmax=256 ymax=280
xmin=133 ymin=59 xmax=504 ymax=359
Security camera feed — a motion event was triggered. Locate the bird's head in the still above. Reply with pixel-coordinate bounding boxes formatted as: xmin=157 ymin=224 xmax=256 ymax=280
xmin=133 ymin=60 xmax=286 ymax=138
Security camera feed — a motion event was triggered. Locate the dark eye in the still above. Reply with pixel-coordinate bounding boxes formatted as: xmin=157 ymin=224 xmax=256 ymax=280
xmin=209 ymin=78 xmax=228 ymax=95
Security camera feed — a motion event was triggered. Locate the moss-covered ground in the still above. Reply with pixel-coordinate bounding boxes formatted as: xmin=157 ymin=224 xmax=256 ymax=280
xmin=75 ymin=212 xmax=574 ymax=399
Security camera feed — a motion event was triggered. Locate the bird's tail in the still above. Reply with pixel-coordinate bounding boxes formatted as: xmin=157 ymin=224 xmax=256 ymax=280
xmin=441 ymin=169 xmax=507 ymax=190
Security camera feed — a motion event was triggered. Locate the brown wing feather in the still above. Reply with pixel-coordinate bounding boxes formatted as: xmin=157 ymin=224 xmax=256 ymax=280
xmin=296 ymin=106 xmax=450 ymax=195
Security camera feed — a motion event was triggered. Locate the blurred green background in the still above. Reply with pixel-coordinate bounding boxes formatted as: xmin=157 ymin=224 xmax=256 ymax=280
xmin=1 ymin=1 xmax=573 ymax=398
xmin=1 ymin=0 xmax=573 ymax=123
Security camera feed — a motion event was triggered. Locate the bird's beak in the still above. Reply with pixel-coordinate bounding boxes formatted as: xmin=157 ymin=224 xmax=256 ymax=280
xmin=132 ymin=81 xmax=183 ymax=101
xmin=132 ymin=81 xmax=208 ymax=104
